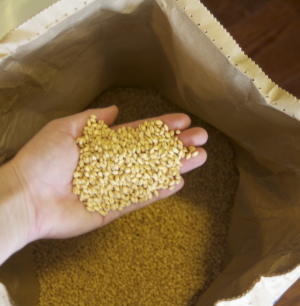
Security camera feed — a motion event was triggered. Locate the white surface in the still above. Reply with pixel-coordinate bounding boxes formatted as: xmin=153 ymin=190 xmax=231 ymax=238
xmin=0 ymin=0 xmax=58 ymax=39
xmin=0 ymin=283 xmax=12 ymax=306
xmin=217 ymin=265 xmax=300 ymax=306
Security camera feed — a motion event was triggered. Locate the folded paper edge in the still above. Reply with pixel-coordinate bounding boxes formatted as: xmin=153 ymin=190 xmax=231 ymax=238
xmin=0 ymin=283 xmax=13 ymax=306
xmin=0 ymin=0 xmax=93 ymax=50
xmin=214 ymin=264 xmax=300 ymax=305
xmin=173 ymin=0 xmax=300 ymax=120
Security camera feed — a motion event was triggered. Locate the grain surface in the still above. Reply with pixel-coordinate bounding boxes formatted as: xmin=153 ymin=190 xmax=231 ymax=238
xmin=33 ymin=88 xmax=239 ymax=306
xmin=73 ymin=117 xmax=197 ymax=215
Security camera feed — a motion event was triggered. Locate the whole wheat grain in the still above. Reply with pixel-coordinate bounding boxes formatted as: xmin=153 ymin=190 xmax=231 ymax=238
xmin=73 ymin=117 xmax=198 ymax=215
xmin=33 ymin=88 xmax=238 ymax=306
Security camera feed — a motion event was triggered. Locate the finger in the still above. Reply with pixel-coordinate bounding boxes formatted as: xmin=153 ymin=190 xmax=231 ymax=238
xmin=102 ymin=178 xmax=185 ymax=225
xmin=180 ymin=148 xmax=207 ymax=174
xmin=178 ymin=127 xmax=208 ymax=147
xmin=177 ymin=127 xmax=208 ymax=174
xmin=58 ymin=105 xmax=119 ymax=138
xmin=112 ymin=113 xmax=191 ymax=132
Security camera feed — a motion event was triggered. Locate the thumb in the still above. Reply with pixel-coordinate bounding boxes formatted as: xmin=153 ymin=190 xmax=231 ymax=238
xmin=61 ymin=105 xmax=119 ymax=138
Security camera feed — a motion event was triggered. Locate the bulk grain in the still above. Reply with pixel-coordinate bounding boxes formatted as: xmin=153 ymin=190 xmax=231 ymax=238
xmin=73 ymin=116 xmax=198 ymax=214
xmin=33 ymin=88 xmax=239 ymax=306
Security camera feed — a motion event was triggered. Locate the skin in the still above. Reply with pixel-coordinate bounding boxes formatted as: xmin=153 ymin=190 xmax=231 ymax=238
xmin=0 ymin=106 xmax=208 ymax=265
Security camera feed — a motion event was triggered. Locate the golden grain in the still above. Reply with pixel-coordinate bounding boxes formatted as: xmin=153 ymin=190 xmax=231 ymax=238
xmin=72 ymin=115 xmax=197 ymax=215
xmin=34 ymin=88 xmax=238 ymax=306
xmin=192 ymin=151 xmax=199 ymax=157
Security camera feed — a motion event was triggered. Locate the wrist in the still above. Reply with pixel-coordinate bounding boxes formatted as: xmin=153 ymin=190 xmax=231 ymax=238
xmin=0 ymin=161 xmax=32 ymax=265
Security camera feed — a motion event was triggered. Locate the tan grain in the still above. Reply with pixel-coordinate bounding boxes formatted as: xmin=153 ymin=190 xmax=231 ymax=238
xmin=34 ymin=88 xmax=238 ymax=306
xmin=72 ymin=114 xmax=197 ymax=214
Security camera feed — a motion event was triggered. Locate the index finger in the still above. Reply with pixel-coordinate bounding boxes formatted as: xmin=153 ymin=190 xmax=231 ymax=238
xmin=112 ymin=113 xmax=191 ymax=132
xmin=55 ymin=105 xmax=119 ymax=138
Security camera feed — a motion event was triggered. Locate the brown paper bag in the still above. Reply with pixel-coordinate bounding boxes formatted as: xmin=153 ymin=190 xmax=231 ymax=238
xmin=0 ymin=0 xmax=299 ymax=305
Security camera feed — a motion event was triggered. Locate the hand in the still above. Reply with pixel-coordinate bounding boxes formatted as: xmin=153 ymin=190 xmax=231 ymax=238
xmin=0 ymin=106 xmax=207 ymax=264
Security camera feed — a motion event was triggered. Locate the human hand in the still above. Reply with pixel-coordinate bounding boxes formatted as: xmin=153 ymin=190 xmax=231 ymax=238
xmin=0 ymin=105 xmax=207 ymax=264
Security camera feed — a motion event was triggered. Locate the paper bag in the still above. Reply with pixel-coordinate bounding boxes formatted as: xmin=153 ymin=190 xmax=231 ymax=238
xmin=0 ymin=0 xmax=299 ymax=305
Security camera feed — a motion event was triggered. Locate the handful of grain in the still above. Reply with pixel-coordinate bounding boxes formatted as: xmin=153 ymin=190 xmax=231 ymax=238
xmin=72 ymin=115 xmax=198 ymax=215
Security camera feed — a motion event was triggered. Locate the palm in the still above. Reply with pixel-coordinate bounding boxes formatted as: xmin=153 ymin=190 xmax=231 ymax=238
xmin=14 ymin=119 xmax=106 ymax=241
xmin=13 ymin=107 xmax=207 ymax=243
xmin=30 ymin=129 xmax=79 ymax=187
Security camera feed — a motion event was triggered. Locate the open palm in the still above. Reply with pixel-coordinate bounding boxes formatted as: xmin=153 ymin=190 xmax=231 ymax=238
xmin=11 ymin=106 xmax=207 ymax=243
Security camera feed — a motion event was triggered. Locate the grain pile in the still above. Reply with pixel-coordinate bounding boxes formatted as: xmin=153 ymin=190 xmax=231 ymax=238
xmin=33 ymin=88 xmax=239 ymax=306
xmin=73 ymin=116 xmax=198 ymax=214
